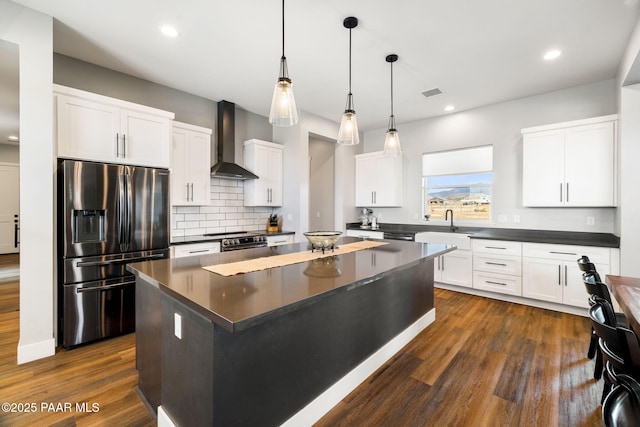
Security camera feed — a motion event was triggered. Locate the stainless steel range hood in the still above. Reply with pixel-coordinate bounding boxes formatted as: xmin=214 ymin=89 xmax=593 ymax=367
xmin=210 ymin=100 xmax=259 ymax=180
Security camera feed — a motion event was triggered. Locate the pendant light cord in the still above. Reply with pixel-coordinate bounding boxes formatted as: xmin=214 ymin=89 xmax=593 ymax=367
xmin=281 ymin=0 xmax=285 ymax=59
xmin=390 ymin=60 xmax=394 ymax=117
xmin=348 ymin=27 xmax=352 ymax=95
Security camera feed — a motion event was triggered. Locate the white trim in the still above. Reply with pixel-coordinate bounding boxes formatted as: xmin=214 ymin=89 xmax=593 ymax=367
xmin=521 ymin=114 xmax=618 ymax=134
xmin=158 ymin=406 xmax=177 ymax=427
xmin=17 ymin=337 xmax=55 ymax=364
xmin=281 ymin=308 xmax=436 ymax=427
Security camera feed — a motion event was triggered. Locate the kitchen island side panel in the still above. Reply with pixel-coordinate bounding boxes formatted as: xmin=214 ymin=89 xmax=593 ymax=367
xmin=147 ymin=259 xmax=434 ymax=427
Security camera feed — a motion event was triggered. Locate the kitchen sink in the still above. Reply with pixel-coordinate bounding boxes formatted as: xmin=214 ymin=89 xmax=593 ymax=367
xmin=414 ymin=231 xmax=472 ymax=250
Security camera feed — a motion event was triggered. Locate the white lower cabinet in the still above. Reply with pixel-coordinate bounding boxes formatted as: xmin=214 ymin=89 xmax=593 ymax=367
xmin=522 ymin=243 xmax=611 ymax=309
xmin=345 ymin=229 xmax=384 ymax=240
xmin=267 ymin=234 xmax=294 ymax=247
xmin=434 ymin=250 xmax=473 ymax=288
xmin=472 ymin=239 xmax=523 ymax=296
xmin=172 ymin=242 xmax=221 ymax=258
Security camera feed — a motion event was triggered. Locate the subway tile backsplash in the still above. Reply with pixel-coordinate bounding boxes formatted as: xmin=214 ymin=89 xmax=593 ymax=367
xmin=170 ymin=178 xmax=275 ymax=238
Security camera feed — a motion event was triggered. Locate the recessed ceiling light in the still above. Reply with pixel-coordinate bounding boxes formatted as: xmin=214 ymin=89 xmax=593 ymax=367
xmin=444 ymin=105 xmax=455 ymax=112
xmin=8 ymin=135 xmax=19 ymax=141
xmin=160 ymin=25 xmax=179 ymax=38
xmin=544 ymin=49 xmax=562 ymax=61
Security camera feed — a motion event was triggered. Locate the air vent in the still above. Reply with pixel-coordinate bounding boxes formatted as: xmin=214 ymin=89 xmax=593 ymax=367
xmin=421 ymin=88 xmax=443 ymax=98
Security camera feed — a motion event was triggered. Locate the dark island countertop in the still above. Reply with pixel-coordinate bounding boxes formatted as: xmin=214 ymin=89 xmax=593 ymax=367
xmin=170 ymin=230 xmax=295 ymax=245
xmin=127 ymin=236 xmax=454 ymax=332
xmin=346 ymin=223 xmax=620 ymax=248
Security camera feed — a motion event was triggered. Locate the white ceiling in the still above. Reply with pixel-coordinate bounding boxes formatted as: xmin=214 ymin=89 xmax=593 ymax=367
xmin=5 ymin=0 xmax=640 ymax=138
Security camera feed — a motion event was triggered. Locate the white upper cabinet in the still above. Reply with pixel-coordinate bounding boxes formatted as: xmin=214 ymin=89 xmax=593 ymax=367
xmin=243 ymin=139 xmax=283 ymax=207
xmin=355 ymin=151 xmax=402 ymax=207
xmin=171 ymin=121 xmax=212 ymax=206
xmin=55 ymin=84 xmax=174 ymax=168
xmin=522 ymin=115 xmax=617 ymax=207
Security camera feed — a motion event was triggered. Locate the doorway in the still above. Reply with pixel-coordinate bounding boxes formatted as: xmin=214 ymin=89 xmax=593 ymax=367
xmin=0 ymin=39 xmax=20 ymax=314
xmin=309 ymin=135 xmax=336 ymax=231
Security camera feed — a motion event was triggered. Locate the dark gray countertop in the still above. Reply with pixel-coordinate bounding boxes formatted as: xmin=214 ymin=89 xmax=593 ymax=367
xmin=171 ymin=230 xmax=295 ymax=245
xmin=346 ymin=223 xmax=620 ymax=248
xmin=127 ymin=237 xmax=454 ymax=332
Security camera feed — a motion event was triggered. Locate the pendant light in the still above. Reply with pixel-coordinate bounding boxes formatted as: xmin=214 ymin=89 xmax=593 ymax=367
xmin=383 ymin=54 xmax=402 ymax=157
xmin=337 ymin=17 xmax=360 ymax=145
xmin=269 ymin=0 xmax=298 ymax=126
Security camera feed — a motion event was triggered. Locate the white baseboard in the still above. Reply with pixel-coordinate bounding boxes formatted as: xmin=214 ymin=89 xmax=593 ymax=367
xmin=17 ymin=337 xmax=55 ymax=364
xmin=158 ymin=406 xmax=177 ymax=427
xmin=281 ymin=308 xmax=437 ymax=427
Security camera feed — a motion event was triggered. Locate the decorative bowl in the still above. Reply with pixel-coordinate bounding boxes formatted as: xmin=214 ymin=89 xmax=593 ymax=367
xmin=303 ymin=257 xmax=342 ymax=278
xmin=303 ymin=231 xmax=342 ymax=249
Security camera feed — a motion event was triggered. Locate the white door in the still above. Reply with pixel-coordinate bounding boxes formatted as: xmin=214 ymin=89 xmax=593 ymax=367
xmin=120 ymin=109 xmax=171 ymax=168
xmin=440 ymin=251 xmax=473 ymax=288
xmin=0 ymin=165 xmax=19 ymax=254
xmin=522 ymin=257 xmax=563 ymax=303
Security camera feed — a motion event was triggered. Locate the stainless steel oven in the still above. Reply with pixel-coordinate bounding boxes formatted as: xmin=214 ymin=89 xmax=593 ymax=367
xmin=383 ymin=231 xmax=415 ymax=241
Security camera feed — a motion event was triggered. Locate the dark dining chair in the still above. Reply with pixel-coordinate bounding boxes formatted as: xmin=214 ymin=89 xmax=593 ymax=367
xmin=602 ymin=374 xmax=640 ymax=427
xmin=591 ymin=298 xmax=640 ymax=404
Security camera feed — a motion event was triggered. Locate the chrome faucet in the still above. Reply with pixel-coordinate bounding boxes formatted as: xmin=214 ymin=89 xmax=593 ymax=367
xmin=445 ymin=209 xmax=457 ymax=232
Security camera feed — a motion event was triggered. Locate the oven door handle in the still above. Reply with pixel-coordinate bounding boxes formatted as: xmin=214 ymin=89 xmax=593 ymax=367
xmin=76 ymin=254 xmax=164 ymax=267
xmin=76 ymin=280 xmax=136 ymax=293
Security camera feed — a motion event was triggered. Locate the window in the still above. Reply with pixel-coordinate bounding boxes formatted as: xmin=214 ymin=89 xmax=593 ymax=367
xmin=422 ymin=146 xmax=493 ymax=221
xmin=423 ymin=173 xmax=493 ymax=220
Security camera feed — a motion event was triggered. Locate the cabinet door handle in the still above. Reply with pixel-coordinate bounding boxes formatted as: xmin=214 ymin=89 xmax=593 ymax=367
xmin=486 ymin=280 xmax=507 ymax=286
xmin=116 ymin=133 xmax=120 ymax=157
xmin=564 ymin=265 xmax=568 ymax=286
xmin=560 ymin=183 xmax=563 ymax=202
xmin=14 ymin=222 xmax=19 ymax=248
xmin=437 ymin=256 xmax=440 ymax=270
xmin=558 ymin=264 xmax=561 ymax=285
xmin=486 ymin=246 xmax=507 ymax=250
xmin=486 ymin=262 xmax=507 ymax=266
xmin=123 ymin=134 xmax=127 ymax=158
xmin=442 ymin=255 xmax=445 ymax=270
xmin=566 ymin=182 xmax=569 ymax=203
xmin=549 ymin=251 xmax=577 ymax=256
xmin=188 ymin=249 xmax=210 ymax=254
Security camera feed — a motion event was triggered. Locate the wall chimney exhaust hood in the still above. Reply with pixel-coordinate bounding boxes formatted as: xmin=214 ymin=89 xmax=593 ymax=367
xmin=210 ymin=100 xmax=259 ymax=180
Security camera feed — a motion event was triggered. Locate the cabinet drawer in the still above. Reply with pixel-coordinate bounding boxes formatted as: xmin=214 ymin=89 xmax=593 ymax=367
xmin=472 ymin=239 xmax=522 ymax=256
xmin=172 ymin=242 xmax=220 ymax=258
xmin=345 ymin=229 xmax=384 ymax=240
xmin=267 ymin=234 xmax=294 ymax=247
xmin=522 ymin=242 xmax=610 ymax=264
xmin=473 ymin=271 xmax=522 ymax=296
xmin=473 ymin=254 xmax=522 ymax=276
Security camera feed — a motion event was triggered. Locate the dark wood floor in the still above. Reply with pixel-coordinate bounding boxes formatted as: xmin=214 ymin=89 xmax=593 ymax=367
xmin=0 ymin=275 xmax=602 ymax=426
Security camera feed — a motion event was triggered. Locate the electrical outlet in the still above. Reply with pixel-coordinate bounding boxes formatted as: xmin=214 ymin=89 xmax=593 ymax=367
xmin=316 ymin=211 xmax=321 ymax=218
xmin=287 ymin=213 xmax=293 ymax=221
xmin=174 ymin=313 xmax=182 ymax=339
xmin=413 ymin=213 xmax=419 ymax=220
xmin=513 ymin=215 xmax=520 ymax=223
xmin=587 ymin=216 xmax=595 ymax=226
xmin=498 ymin=214 xmax=508 ymax=223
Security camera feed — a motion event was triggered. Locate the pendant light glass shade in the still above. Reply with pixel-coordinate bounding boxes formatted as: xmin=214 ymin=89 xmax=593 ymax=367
xmin=269 ymin=0 xmax=298 ymax=126
xmin=337 ymin=94 xmax=359 ymax=145
xmin=337 ymin=17 xmax=360 ymax=145
xmin=384 ymin=118 xmax=401 ymax=157
xmin=383 ymin=54 xmax=402 ymax=157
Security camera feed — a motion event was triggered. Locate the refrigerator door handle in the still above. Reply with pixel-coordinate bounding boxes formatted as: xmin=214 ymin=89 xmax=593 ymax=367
xmin=118 ymin=172 xmax=126 ymax=251
xmin=125 ymin=169 xmax=133 ymax=246
xmin=76 ymin=254 xmax=165 ymax=267
xmin=76 ymin=280 xmax=136 ymax=293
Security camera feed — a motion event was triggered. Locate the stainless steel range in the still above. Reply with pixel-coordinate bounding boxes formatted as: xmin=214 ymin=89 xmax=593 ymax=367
xmin=203 ymin=231 xmax=268 ymax=251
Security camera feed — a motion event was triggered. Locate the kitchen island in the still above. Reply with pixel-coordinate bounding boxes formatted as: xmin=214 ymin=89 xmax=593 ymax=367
xmin=127 ymin=237 xmax=453 ymax=426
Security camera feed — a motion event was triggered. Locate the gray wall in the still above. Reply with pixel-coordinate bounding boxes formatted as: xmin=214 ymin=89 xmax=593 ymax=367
xmin=362 ymin=79 xmax=618 ymax=233
xmin=0 ymin=144 xmax=19 ymax=163
xmin=309 ymin=136 xmax=335 ymax=231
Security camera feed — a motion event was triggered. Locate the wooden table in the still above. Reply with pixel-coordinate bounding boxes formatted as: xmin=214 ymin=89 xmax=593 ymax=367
xmin=606 ymin=274 xmax=640 ymax=334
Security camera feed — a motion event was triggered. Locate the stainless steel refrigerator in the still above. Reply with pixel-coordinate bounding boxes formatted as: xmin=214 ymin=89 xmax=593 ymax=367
xmin=57 ymin=159 xmax=169 ymax=348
